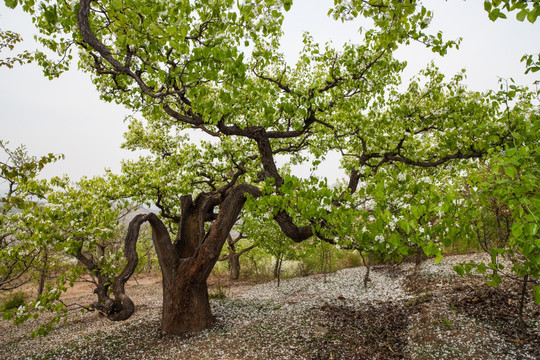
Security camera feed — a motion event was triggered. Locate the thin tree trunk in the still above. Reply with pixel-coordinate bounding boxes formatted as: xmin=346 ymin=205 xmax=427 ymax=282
xmin=250 ymin=255 xmax=260 ymax=279
xmin=274 ymin=253 xmax=283 ymax=287
xmin=359 ymin=251 xmax=372 ymax=288
xmin=415 ymin=246 xmax=423 ymax=271
xmin=519 ymin=274 xmax=528 ymax=334
xmin=37 ymin=252 xmax=48 ymax=297
xmin=229 ymin=254 xmax=240 ymax=280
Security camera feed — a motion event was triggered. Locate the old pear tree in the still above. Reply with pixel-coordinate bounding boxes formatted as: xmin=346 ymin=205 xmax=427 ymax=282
xmin=6 ymin=0 xmax=535 ymax=334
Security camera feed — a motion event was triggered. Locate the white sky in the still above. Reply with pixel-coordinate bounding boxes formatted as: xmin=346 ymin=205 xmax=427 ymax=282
xmin=0 ymin=0 xmax=538 ymax=183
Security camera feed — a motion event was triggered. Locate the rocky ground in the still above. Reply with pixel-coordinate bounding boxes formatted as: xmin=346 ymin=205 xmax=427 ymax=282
xmin=1 ymin=253 xmax=539 ymax=359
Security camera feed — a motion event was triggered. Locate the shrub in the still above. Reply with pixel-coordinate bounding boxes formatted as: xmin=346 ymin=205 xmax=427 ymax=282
xmin=0 ymin=291 xmax=27 ymax=311
xmin=208 ymin=284 xmax=226 ymax=300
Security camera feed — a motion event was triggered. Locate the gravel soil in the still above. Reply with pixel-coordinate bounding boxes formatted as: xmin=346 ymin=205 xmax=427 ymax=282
xmin=1 ymin=253 xmax=539 ymax=359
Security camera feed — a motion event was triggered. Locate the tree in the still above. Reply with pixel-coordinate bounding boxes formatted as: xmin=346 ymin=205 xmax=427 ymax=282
xmin=441 ymin=0 xmax=540 ymax=331
xmin=3 ymin=172 xmax=142 ymax=336
xmin=8 ymin=0 xmax=525 ymax=334
xmin=219 ymin=229 xmax=255 ymax=281
xmin=0 ymin=141 xmax=61 ymax=291
xmin=243 ymin=213 xmax=297 ymax=286
xmin=42 ymin=175 xmax=135 ymax=320
xmin=452 ymin=82 xmax=539 ymax=330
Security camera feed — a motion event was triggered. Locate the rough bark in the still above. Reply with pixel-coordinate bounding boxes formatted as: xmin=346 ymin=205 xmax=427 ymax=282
xmin=161 ymin=261 xmax=213 ymax=333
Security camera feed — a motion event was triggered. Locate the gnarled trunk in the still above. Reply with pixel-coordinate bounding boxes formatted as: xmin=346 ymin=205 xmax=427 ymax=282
xmin=108 ymin=184 xmax=261 ymax=334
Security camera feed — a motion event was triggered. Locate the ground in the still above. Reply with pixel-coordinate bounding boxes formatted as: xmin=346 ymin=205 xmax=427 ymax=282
xmin=1 ymin=254 xmax=539 ymax=359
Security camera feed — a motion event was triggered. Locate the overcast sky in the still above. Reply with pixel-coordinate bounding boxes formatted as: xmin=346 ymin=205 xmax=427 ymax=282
xmin=0 ymin=0 xmax=538 ymax=183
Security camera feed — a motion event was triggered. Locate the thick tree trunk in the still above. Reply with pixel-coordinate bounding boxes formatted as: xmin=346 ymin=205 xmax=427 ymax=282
xmin=161 ymin=274 xmax=214 ymax=333
xmin=81 ymin=184 xmax=261 ymax=334
xmin=152 ymin=184 xmax=260 ymax=334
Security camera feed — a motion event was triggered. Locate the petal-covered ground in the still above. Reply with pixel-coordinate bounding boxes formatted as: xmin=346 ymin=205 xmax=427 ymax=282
xmin=1 ymin=254 xmax=538 ymax=359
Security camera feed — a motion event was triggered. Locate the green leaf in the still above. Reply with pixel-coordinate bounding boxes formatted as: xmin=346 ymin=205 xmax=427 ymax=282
xmin=527 ymin=10 xmax=538 ymax=23
xmin=505 ymin=166 xmax=517 ymax=179
xmin=454 ymin=265 xmax=464 ymax=276
xmin=524 ymin=223 xmax=538 ymax=236
xmin=399 ymin=220 xmax=411 ymax=235
xmin=511 ymin=223 xmax=523 ymax=238
xmin=534 ymin=285 xmax=540 ymax=304
xmin=5 ymin=0 xmax=17 ymax=9
xmin=516 ymin=9 xmax=528 ymax=22
xmin=283 ymin=0 xmax=292 ymax=11
xmin=487 ymin=274 xmax=502 ymax=287
xmin=476 ymin=263 xmax=486 ymax=274
xmin=489 ymin=9 xmax=499 ymax=21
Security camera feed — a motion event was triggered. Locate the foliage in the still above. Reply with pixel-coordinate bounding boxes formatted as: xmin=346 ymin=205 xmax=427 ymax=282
xmin=295 ymin=240 xmax=335 ymax=275
xmin=208 ymin=284 xmax=227 ymax=300
xmin=0 ymin=141 xmax=62 ymax=291
xmin=1 ymin=141 xmax=135 ymax=333
xmin=244 ymin=214 xmax=297 ymax=265
xmin=483 ymin=0 xmax=540 ymax=23
xmin=483 ymin=1 xmax=540 ymax=74
xmin=134 ymin=224 xmax=158 ymax=274
xmin=0 ymin=28 xmax=34 ymax=68
xmin=453 ymin=81 xmax=539 ymax=303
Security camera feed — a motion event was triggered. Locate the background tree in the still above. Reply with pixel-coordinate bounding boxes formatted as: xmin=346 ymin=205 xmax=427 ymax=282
xmin=3 ymin=172 xmax=139 ymax=336
xmin=243 ymin=213 xmax=298 ymax=286
xmin=218 ymin=226 xmax=255 ymax=281
xmin=134 ymin=223 xmax=158 ymax=274
xmin=0 ymin=141 xmax=61 ymax=292
xmin=452 ymin=82 xmax=539 ymax=330
xmin=7 ymin=0 xmax=531 ymax=334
